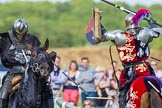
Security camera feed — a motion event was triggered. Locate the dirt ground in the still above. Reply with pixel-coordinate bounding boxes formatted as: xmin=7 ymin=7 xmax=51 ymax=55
xmin=49 ymin=46 xmax=162 ymax=70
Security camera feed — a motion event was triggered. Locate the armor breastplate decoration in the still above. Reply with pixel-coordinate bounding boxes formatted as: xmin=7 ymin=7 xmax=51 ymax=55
xmin=7 ymin=41 xmax=31 ymax=66
xmin=117 ymin=32 xmax=137 ymax=63
xmin=117 ymin=32 xmax=149 ymax=63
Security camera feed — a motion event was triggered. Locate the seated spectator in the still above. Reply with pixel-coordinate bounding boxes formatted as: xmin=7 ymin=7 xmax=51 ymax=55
xmin=106 ymin=61 xmax=119 ymax=108
xmin=83 ymin=99 xmax=96 ymax=108
xmin=105 ymin=90 xmax=119 ymax=108
xmin=115 ymin=68 xmax=122 ymax=80
xmin=94 ymin=66 xmax=110 ymax=97
xmin=62 ymin=60 xmax=80 ymax=106
xmin=107 ymin=61 xmax=118 ymax=79
xmin=107 ymin=61 xmax=119 ymax=93
xmin=94 ymin=66 xmax=110 ymax=107
xmin=150 ymin=60 xmax=162 ymax=80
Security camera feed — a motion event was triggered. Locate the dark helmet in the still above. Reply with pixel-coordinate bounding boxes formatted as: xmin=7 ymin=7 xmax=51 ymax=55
xmin=12 ymin=18 xmax=28 ymax=35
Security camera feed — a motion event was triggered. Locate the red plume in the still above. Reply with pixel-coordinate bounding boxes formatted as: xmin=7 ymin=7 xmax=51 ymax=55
xmin=132 ymin=8 xmax=152 ymax=26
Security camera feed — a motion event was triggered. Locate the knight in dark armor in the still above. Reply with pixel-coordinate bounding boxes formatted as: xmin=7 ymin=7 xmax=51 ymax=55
xmin=0 ymin=18 xmax=41 ymax=108
xmin=91 ymin=9 xmax=162 ymax=107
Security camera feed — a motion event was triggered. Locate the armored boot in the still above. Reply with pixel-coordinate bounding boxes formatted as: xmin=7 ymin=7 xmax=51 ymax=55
xmin=0 ymin=90 xmax=10 ymax=108
xmin=118 ymin=75 xmax=137 ymax=108
xmin=118 ymin=89 xmax=127 ymax=108
xmin=118 ymin=80 xmax=132 ymax=108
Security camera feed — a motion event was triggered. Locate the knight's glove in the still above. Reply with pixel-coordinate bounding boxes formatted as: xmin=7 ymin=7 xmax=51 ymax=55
xmin=148 ymin=18 xmax=157 ymax=28
xmin=100 ymin=24 xmax=107 ymax=42
xmin=101 ymin=24 xmax=106 ymax=35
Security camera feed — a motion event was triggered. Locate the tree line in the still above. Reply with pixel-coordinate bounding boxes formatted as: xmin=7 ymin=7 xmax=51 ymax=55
xmin=0 ymin=0 xmax=162 ymax=49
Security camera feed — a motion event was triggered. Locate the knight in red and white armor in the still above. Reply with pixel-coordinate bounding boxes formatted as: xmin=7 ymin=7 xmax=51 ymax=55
xmin=97 ymin=12 xmax=162 ymax=107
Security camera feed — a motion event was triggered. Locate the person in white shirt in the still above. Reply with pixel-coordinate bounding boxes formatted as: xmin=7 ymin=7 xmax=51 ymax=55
xmin=49 ymin=56 xmax=64 ymax=98
xmin=150 ymin=60 xmax=162 ymax=80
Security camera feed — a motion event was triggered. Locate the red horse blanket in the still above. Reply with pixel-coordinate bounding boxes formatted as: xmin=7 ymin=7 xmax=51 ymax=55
xmin=129 ymin=76 xmax=162 ymax=108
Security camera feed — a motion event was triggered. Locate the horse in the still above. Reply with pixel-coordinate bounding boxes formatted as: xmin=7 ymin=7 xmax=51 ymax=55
xmin=125 ymin=75 xmax=162 ymax=108
xmin=6 ymin=39 xmax=56 ymax=108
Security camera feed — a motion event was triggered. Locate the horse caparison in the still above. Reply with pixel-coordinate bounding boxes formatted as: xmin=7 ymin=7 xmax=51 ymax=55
xmin=7 ymin=39 xmax=56 ymax=108
xmin=125 ymin=76 xmax=162 ymax=108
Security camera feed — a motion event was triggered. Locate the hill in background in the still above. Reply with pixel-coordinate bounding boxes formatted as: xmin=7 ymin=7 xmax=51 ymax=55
xmin=49 ymin=46 xmax=162 ymax=70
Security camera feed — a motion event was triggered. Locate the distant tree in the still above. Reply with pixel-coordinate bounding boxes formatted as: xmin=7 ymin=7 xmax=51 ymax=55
xmin=0 ymin=1 xmax=161 ymax=49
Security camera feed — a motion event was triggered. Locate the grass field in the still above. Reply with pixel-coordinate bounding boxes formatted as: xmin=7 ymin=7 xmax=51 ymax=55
xmin=49 ymin=46 xmax=162 ymax=70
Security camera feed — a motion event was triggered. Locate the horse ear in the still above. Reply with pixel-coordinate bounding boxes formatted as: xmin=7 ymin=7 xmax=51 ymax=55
xmin=43 ymin=39 xmax=49 ymax=50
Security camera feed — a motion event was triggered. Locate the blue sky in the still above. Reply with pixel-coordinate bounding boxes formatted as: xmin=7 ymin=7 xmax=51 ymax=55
xmin=1 ymin=0 xmax=162 ymax=7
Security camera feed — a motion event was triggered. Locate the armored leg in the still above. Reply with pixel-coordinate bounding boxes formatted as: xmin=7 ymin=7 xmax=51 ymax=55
xmin=118 ymin=89 xmax=127 ymax=108
xmin=0 ymin=73 xmax=13 ymax=108
xmin=118 ymin=78 xmax=133 ymax=108
xmin=0 ymin=90 xmax=10 ymax=108
xmin=119 ymin=72 xmax=138 ymax=108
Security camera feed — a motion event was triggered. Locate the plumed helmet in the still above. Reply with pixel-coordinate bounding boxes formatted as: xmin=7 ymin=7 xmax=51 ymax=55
xmin=12 ymin=18 xmax=28 ymax=35
xmin=125 ymin=13 xmax=138 ymax=29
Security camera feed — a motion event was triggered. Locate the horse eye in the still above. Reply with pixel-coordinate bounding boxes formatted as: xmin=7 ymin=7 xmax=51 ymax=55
xmin=40 ymin=66 xmax=44 ymax=69
xmin=32 ymin=52 xmax=37 ymax=58
xmin=38 ymin=54 xmax=43 ymax=58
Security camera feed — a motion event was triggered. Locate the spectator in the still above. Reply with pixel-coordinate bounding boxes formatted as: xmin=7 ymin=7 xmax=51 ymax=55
xmin=106 ymin=61 xmax=120 ymax=108
xmin=115 ymin=69 xmax=122 ymax=80
xmin=83 ymin=99 xmax=96 ymax=108
xmin=62 ymin=60 xmax=80 ymax=106
xmin=150 ymin=60 xmax=162 ymax=80
xmin=94 ymin=66 xmax=110 ymax=97
xmin=48 ymin=56 xmax=64 ymax=98
xmin=107 ymin=61 xmax=119 ymax=91
xmin=76 ymin=57 xmax=96 ymax=104
xmin=94 ymin=66 xmax=110 ymax=107
xmin=107 ymin=61 xmax=119 ymax=96
xmin=107 ymin=61 xmax=118 ymax=80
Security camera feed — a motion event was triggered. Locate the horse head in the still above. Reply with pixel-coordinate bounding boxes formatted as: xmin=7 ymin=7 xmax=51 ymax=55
xmin=30 ymin=39 xmax=56 ymax=78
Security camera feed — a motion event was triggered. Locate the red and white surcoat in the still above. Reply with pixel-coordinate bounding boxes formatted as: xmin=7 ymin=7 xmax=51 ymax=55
xmin=117 ymin=31 xmax=151 ymax=86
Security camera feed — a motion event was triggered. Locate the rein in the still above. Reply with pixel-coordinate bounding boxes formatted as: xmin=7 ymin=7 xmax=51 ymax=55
xmin=109 ymin=45 xmax=120 ymax=87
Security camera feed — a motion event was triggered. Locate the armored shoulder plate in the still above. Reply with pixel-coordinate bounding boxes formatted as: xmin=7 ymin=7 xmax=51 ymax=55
xmin=137 ymin=27 xmax=159 ymax=43
xmin=103 ymin=30 xmax=126 ymax=46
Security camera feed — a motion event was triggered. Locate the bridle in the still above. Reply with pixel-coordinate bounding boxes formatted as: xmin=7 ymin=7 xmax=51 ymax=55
xmin=30 ymin=47 xmax=50 ymax=78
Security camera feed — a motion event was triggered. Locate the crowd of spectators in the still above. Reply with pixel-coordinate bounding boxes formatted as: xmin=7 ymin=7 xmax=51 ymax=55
xmin=48 ymin=56 xmax=162 ymax=108
xmin=48 ymin=56 xmax=121 ymax=108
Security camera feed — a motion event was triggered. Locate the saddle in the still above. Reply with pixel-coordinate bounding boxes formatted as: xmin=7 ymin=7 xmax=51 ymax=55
xmin=12 ymin=75 xmax=22 ymax=91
